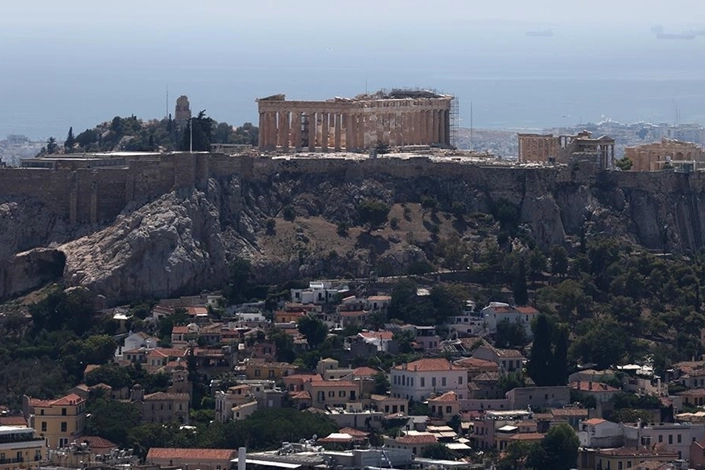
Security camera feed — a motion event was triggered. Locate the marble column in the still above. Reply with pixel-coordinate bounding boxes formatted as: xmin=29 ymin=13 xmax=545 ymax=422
xmin=307 ymin=112 xmax=316 ymax=151
xmin=321 ymin=112 xmax=329 ymax=151
xmin=279 ymin=111 xmax=290 ymax=151
xmin=439 ymin=109 xmax=447 ymax=146
xmin=291 ymin=111 xmax=302 ymax=151
xmin=334 ymin=113 xmax=342 ymax=151
xmin=444 ymin=109 xmax=451 ymax=145
xmin=356 ymin=114 xmax=365 ymax=149
xmin=344 ymin=113 xmax=353 ymax=151
xmin=258 ymin=112 xmax=266 ymax=149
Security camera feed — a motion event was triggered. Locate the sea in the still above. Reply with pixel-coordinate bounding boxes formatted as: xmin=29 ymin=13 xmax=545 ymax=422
xmin=3 ymin=22 xmax=705 ymax=140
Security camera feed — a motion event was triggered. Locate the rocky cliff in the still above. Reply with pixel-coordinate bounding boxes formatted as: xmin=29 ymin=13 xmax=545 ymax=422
xmin=3 ymin=157 xmax=705 ymax=304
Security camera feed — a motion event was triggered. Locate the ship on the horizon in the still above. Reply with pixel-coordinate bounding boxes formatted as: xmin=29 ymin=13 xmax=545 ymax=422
xmin=525 ymin=29 xmax=553 ymax=37
xmin=651 ymin=25 xmax=698 ymax=40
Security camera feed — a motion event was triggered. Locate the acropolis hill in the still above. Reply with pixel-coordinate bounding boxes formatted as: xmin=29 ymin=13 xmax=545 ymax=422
xmin=2 ymin=147 xmax=705 ymax=305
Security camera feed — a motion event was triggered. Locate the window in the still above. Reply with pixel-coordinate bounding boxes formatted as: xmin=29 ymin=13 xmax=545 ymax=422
xmin=442 ymin=377 xmax=446 ymax=387
xmin=432 ymin=377 xmax=436 ymax=387
xmin=328 ymin=391 xmax=335 ymax=397
xmin=40 ymin=410 xmax=44 ymax=416
xmin=421 ymin=378 xmax=425 ymax=387
xmin=61 ymin=408 xmax=67 ymax=416
xmin=339 ymin=391 xmax=346 ymax=397
xmin=60 ymin=422 xmax=67 ymax=432
xmin=659 ymin=435 xmax=663 ymax=443
xmin=459 ymin=376 xmax=463 ymax=385
xmin=255 ymin=369 xmax=261 ymax=377
xmin=678 ymin=434 xmax=682 ymax=443
xmin=669 ymin=435 xmax=673 ymax=445
xmin=41 ymin=422 xmax=47 ymax=432
xmin=446 ymin=406 xmax=452 ymax=413
xmin=268 ymin=370 xmax=275 ymax=378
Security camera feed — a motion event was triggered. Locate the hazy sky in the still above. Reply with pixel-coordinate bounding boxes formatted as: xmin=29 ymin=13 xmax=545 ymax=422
xmin=2 ymin=1 xmax=705 ymax=138
xmin=3 ymin=0 xmax=705 ymax=29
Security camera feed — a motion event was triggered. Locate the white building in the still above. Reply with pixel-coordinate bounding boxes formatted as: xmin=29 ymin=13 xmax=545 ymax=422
xmin=622 ymin=422 xmax=705 ymax=460
xmin=391 ymin=358 xmax=467 ymax=401
xmin=578 ymin=418 xmax=624 ymax=448
xmin=481 ymin=302 xmax=538 ymax=337
xmin=291 ymin=281 xmax=350 ymax=305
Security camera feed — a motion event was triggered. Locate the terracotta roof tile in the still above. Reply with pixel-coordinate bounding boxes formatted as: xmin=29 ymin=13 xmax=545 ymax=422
xmin=396 ymin=434 xmax=437 ymax=444
xmin=393 ymin=358 xmax=464 ymax=372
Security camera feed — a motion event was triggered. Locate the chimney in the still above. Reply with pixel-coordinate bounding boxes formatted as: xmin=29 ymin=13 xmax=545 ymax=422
xmin=238 ymin=447 xmax=246 ymax=470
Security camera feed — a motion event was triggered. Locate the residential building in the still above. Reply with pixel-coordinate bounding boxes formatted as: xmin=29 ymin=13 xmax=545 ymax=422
xmin=592 ymin=446 xmax=678 ymax=470
xmin=291 ymin=281 xmax=349 ymax=305
xmin=454 ymin=357 xmax=500 ymax=380
xmin=121 ymin=332 xmax=159 ymax=353
xmin=428 ymin=392 xmax=460 ymax=419
xmin=368 ymin=395 xmax=407 ymax=415
xmin=356 ymin=331 xmax=395 ymax=352
xmin=244 ymin=361 xmax=294 ymax=380
xmin=578 ymin=418 xmax=624 ymax=448
xmin=0 ymin=426 xmax=45 ymax=470
xmin=383 ymin=433 xmax=437 ymax=456
xmin=413 ymin=326 xmax=440 ymax=350
xmin=303 ymin=380 xmax=360 ymax=409
xmin=550 ymin=407 xmax=589 ymax=429
xmin=689 ymin=439 xmax=705 ymax=469
xmin=481 ymin=302 xmax=538 ymax=337
xmin=146 ymin=448 xmax=237 ymax=470
xmin=570 ymin=381 xmax=620 ymax=403
xmin=507 ymin=386 xmax=571 ymax=410
xmin=215 ymin=385 xmax=258 ymax=423
xmin=141 ymin=392 xmax=190 ymax=425
xmin=678 ymin=388 xmax=705 ymax=407
xmin=623 ymin=422 xmax=705 ymax=460
xmin=391 ymin=358 xmax=467 ymax=401
xmin=366 ymin=295 xmax=391 ymax=311
xmin=23 ymin=393 xmax=86 ymax=450
xmin=472 ymin=344 xmax=525 ymax=375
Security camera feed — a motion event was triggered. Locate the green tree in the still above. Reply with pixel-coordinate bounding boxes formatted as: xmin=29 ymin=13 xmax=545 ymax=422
xmin=495 ymin=319 xmax=528 ymax=349
xmin=526 ymin=423 xmax=579 ymax=470
xmin=527 ymin=314 xmax=567 ymax=386
xmin=550 ymin=246 xmax=569 ymax=278
xmin=227 ymin=256 xmax=252 ymax=304
xmin=615 ymin=156 xmax=633 ymax=171
xmin=373 ymin=372 xmax=390 ymax=395
xmin=420 ymin=443 xmax=458 ymax=460
xmin=85 ymin=399 xmax=141 ymax=448
xmin=357 ymin=199 xmax=390 ymax=232
xmin=298 ymin=315 xmax=328 ymax=349
xmin=64 ymin=127 xmax=75 ymax=152
xmin=181 ymin=110 xmax=214 ymax=151
xmin=46 ymin=137 xmax=58 ymax=154
xmin=498 ymin=441 xmax=538 ymax=470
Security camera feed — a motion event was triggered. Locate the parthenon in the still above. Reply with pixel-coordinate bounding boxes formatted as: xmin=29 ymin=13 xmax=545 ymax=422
xmin=256 ymin=90 xmax=453 ymax=152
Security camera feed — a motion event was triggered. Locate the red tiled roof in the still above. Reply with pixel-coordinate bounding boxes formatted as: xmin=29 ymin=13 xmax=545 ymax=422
xmin=290 ymin=391 xmax=311 ymax=400
xmin=454 ymin=357 xmax=499 ymax=369
xmin=338 ymin=427 xmax=369 ymax=437
xmin=396 ymin=434 xmax=437 ymax=444
xmin=368 ymin=296 xmax=391 ymax=301
xmin=30 ymin=393 xmax=86 ymax=407
xmin=172 ymin=326 xmax=190 ymax=334
xmin=429 ymin=392 xmax=459 ymax=403
xmin=147 ymin=448 xmax=236 ymax=461
xmin=678 ymin=388 xmax=705 ymax=397
xmin=186 ymin=307 xmax=208 ymax=316
xmin=78 ymin=436 xmax=117 ymax=450
xmin=583 ymin=418 xmax=607 ymax=426
xmin=393 ymin=358 xmax=464 ymax=372
xmin=353 ymin=367 xmax=379 ymax=377
xmin=570 ymin=382 xmax=618 ymax=392
xmin=359 ymin=331 xmax=393 ymax=341
xmin=0 ymin=416 xmax=27 ymax=426
xmin=515 ymin=306 xmax=539 ymax=315
xmin=144 ymin=392 xmax=190 ymax=401
xmin=309 ymin=380 xmax=358 ymax=388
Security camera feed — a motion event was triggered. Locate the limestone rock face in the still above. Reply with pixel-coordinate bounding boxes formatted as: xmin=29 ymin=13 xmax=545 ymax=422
xmin=61 ymin=186 xmax=235 ymax=305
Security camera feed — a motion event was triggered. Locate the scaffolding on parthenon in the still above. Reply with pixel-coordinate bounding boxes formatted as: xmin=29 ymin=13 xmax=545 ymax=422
xmin=450 ymin=96 xmax=460 ymax=149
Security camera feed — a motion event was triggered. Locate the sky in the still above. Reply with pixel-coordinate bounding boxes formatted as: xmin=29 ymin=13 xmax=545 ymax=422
xmin=2 ymin=1 xmax=705 ymax=139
